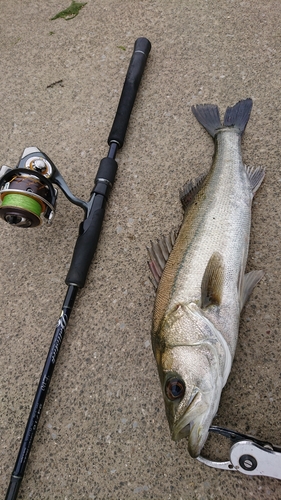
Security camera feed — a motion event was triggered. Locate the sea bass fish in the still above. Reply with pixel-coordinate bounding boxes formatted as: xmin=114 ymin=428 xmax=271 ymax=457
xmin=148 ymin=98 xmax=265 ymax=458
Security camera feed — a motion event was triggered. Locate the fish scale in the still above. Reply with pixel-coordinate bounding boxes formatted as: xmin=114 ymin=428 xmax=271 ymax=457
xmin=148 ymin=98 xmax=265 ymax=458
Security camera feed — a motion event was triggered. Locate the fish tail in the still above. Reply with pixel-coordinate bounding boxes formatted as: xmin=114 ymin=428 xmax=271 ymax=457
xmin=223 ymin=98 xmax=253 ymax=135
xmin=192 ymin=98 xmax=253 ymax=137
xmin=191 ymin=103 xmax=221 ymax=138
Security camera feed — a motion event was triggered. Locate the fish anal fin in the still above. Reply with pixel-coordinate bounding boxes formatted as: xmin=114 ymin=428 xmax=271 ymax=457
xmin=180 ymin=172 xmax=208 ymax=210
xmin=240 ymin=269 xmax=263 ymax=310
xmin=147 ymin=229 xmax=178 ymax=288
xmin=201 ymin=252 xmax=225 ymax=309
xmin=246 ymin=165 xmax=265 ymax=195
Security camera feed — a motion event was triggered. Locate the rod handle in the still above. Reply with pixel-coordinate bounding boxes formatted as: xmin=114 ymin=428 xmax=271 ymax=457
xmin=107 ymin=37 xmax=151 ymax=148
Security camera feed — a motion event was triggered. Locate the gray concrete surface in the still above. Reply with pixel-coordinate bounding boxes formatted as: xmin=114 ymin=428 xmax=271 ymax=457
xmin=0 ymin=1 xmax=281 ymax=498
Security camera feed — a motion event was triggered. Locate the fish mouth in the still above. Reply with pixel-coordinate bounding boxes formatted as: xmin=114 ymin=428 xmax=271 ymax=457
xmin=171 ymin=390 xmax=201 ymax=440
xmin=172 ymin=422 xmax=191 ymax=441
xmin=171 ymin=391 xmax=209 ymax=457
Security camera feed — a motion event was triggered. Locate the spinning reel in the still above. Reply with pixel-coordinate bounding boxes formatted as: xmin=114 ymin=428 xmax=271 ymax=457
xmin=0 ymin=147 xmax=87 ymax=228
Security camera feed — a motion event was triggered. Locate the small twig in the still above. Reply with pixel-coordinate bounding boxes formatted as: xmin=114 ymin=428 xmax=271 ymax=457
xmin=47 ymin=80 xmax=64 ymax=89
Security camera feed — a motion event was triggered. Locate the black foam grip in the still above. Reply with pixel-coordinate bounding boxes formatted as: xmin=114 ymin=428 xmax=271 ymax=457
xmin=94 ymin=157 xmax=118 ymax=185
xmin=65 ymin=201 xmax=105 ymax=288
xmin=108 ymin=37 xmax=151 ymax=148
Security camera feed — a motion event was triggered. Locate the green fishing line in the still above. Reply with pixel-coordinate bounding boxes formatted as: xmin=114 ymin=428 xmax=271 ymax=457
xmin=2 ymin=194 xmax=42 ymax=216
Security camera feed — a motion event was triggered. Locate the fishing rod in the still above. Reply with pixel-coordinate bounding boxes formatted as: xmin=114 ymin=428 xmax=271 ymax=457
xmin=2 ymin=36 xmax=151 ymax=500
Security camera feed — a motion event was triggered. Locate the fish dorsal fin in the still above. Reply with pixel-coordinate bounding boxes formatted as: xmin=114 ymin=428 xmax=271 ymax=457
xmin=239 ymin=269 xmax=264 ymax=311
xmin=147 ymin=229 xmax=178 ymax=288
xmin=245 ymin=165 xmax=265 ymax=195
xmin=180 ymin=172 xmax=208 ymax=210
xmin=201 ymin=252 xmax=224 ymax=309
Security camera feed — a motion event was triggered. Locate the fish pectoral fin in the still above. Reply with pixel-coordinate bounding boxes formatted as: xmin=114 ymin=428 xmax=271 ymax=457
xmin=239 ymin=269 xmax=264 ymax=310
xmin=245 ymin=165 xmax=265 ymax=195
xmin=147 ymin=229 xmax=178 ymax=288
xmin=201 ymin=252 xmax=224 ymax=309
xmin=180 ymin=172 xmax=208 ymax=211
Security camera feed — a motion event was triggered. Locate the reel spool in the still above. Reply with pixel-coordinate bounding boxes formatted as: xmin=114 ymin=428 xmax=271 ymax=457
xmin=0 ymin=150 xmax=57 ymax=228
xmin=0 ymin=170 xmax=57 ymax=228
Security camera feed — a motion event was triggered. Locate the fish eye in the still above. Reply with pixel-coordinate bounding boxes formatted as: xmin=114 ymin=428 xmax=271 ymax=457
xmin=165 ymin=377 xmax=185 ymax=401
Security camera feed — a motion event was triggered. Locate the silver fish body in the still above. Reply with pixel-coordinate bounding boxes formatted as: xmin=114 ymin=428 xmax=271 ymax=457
xmin=148 ymin=99 xmax=264 ymax=458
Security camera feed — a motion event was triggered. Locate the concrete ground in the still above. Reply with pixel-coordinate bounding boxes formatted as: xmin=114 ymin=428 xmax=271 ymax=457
xmin=1 ymin=1 xmax=281 ymax=498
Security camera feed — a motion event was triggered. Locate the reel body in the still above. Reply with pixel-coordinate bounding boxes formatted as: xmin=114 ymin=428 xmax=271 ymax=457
xmin=0 ymin=147 xmax=86 ymax=228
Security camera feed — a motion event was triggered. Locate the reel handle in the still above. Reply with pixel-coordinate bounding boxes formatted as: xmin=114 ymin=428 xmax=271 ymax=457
xmin=107 ymin=37 xmax=151 ymax=148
